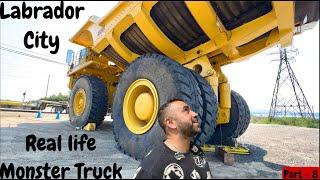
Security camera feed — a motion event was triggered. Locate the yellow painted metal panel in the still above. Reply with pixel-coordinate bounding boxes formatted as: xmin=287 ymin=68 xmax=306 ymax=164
xmin=219 ymin=83 xmax=231 ymax=109
xmin=217 ymin=107 xmax=231 ymax=125
xmin=272 ymin=1 xmax=294 ymax=47
xmin=136 ymin=2 xmax=185 ymax=63
xmin=184 ymin=56 xmax=215 ymax=77
xmin=0 ymin=101 xmax=23 ymax=106
xmin=185 ymin=2 xmax=228 ymax=49
xmin=83 ymin=123 xmax=96 ymax=131
xmin=70 ymin=17 xmax=97 ymax=47
xmin=229 ymin=10 xmax=278 ymax=47
xmin=98 ymin=2 xmax=132 ymax=26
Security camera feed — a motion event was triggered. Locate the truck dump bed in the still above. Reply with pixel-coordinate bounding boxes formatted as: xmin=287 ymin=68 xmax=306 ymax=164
xmin=70 ymin=1 xmax=319 ymax=66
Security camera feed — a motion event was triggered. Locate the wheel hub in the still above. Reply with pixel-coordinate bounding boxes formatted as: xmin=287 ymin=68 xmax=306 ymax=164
xmin=134 ymin=92 xmax=154 ymax=121
xmin=123 ymin=79 xmax=159 ymax=134
xmin=74 ymin=88 xmax=86 ymax=116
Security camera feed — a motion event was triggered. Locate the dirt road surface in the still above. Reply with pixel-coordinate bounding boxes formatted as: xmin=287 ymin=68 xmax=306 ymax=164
xmin=0 ymin=111 xmax=319 ymax=179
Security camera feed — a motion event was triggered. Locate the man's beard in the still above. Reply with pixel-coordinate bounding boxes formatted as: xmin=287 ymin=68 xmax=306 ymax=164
xmin=178 ymin=121 xmax=200 ymax=139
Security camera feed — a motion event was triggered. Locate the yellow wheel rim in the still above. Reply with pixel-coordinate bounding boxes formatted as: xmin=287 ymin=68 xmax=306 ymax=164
xmin=123 ymin=79 xmax=159 ymax=134
xmin=73 ymin=88 xmax=86 ymax=116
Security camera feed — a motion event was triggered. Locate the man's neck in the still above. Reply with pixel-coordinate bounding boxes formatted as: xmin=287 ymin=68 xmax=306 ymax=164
xmin=165 ymin=135 xmax=191 ymax=153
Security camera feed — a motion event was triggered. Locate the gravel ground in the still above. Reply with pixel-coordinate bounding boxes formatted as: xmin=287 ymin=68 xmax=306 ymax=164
xmin=0 ymin=111 xmax=319 ymax=179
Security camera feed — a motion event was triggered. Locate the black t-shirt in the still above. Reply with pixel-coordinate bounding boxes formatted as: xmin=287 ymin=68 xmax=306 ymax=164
xmin=133 ymin=141 xmax=212 ymax=179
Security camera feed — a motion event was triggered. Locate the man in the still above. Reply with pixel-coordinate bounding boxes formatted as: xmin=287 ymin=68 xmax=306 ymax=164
xmin=133 ymin=98 xmax=213 ymax=179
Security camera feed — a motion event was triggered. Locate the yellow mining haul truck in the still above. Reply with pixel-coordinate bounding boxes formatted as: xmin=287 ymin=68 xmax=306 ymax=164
xmin=66 ymin=1 xmax=319 ymax=160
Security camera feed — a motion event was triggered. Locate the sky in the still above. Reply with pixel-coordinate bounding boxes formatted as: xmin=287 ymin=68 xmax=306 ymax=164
xmin=0 ymin=1 xmax=319 ymax=112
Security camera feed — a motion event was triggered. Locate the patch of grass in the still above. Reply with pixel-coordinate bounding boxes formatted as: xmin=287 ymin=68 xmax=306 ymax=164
xmin=251 ymin=116 xmax=319 ymax=128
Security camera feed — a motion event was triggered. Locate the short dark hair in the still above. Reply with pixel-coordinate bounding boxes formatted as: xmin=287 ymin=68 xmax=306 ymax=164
xmin=157 ymin=98 xmax=185 ymax=133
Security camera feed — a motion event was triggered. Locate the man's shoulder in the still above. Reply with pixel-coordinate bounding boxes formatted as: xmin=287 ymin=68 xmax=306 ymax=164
xmin=140 ymin=143 xmax=167 ymax=167
xmin=190 ymin=142 xmax=205 ymax=157
xmin=134 ymin=143 xmax=169 ymax=178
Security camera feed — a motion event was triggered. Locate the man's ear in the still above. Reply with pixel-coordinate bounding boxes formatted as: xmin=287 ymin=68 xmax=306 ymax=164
xmin=165 ymin=117 xmax=177 ymax=129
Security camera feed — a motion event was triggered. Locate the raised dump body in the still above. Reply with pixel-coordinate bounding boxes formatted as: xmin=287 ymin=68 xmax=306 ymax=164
xmin=70 ymin=1 xmax=318 ymax=66
xmin=66 ymin=1 xmax=319 ymax=160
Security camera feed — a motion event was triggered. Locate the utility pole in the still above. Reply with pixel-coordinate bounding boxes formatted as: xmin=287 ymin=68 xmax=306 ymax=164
xmin=45 ymin=75 xmax=50 ymax=98
xmin=22 ymin=91 xmax=26 ymax=102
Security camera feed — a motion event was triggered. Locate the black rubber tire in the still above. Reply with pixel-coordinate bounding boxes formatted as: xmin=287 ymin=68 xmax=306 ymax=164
xmin=188 ymin=70 xmax=218 ymax=145
xmin=112 ymin=53 xmax=203 ymax=160
xmin=206 ymin=90 xmax=250 ymax=145
xmin=69 ymin=76 xmax=108 ymax=128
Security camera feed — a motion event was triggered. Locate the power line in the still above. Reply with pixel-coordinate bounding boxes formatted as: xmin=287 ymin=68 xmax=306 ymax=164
xmin=0 ymin=42 xmax=58 ymax=59
xmin=0 ymin=46 xmax=68 ymax=66
xmin=0 ymin=46 xmax=67 ymax=66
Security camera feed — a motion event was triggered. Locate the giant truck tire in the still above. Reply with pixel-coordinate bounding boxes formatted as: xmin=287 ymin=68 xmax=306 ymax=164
xmin=112 ymin=53 xmax=213 ymax=160
xmin=206 ymin=90 xmax=250 ymax=145
xmin=69 ymin=76 xmax=108 ymax=128
xmin=188 ymin=70 xmax=218 ymax=145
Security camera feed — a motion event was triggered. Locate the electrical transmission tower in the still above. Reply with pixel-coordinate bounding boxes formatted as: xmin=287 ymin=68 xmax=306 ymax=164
xmin=268 ymin=47 xmax=315 ymax=120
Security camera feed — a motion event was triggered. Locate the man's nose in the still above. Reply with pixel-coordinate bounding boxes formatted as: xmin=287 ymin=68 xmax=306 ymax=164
xmin=191 ymin=110 xmax=198 ymax=118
